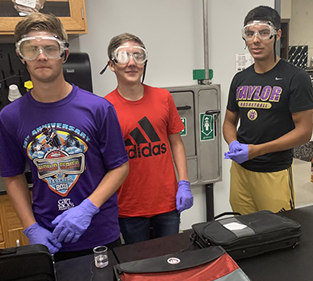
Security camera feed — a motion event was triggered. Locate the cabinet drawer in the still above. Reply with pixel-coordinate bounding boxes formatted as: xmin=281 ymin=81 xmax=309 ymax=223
xmin=7 ymin=228 xmax=29 ymax=248
xmin=0 ymin=194 xmax=30 ymax=248
xmin=1 ymin=195 xmax=23 ymax=230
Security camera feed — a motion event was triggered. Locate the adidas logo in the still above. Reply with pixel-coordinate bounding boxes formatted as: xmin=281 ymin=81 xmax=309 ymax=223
xmin=125 ymin=116 xmax=167 ymax=159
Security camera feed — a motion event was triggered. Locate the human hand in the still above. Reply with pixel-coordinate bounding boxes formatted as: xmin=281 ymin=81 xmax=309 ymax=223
xmin=51 ymin=198 xmax=99 ymax=243
xmin=176 ymin=180 xmax=193 ymax=213
xmin=23 ymin=222 xmax=61 ymax=254
xmin=224 ymin=142 xmax=249 ymax=164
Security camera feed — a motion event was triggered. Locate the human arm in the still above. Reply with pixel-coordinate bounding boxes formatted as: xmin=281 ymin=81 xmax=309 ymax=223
xmin=51 ymin=162 xmax=129 ymax=243
xmin=169 ymin=133 xmax=188 ymax=181
xmin=223 ymin=110 xmax=249 ymax=163
xmin=169 ymin=133 xmax=193 ymax=213
xmin=5 ymin=174 xmax=35 ymax=229
xmin=4 ymin=174 xmax=61 ymax=253
xmin=223 ymin=109 xmax=313 ymax=161
xmin=248 ymin=109 xmax=313 ymax=159
xmin=89 ymin=161 xmax=129 ymax=207
xmin=223 ymin=109 xmax=239 ymax=146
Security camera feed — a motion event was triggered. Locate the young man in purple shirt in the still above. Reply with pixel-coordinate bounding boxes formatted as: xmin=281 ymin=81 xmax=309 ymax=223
xmin=0 ymin=13 xmax=129 ymax=261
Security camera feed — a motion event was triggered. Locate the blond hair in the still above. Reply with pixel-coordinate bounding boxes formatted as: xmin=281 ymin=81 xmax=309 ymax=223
xmin=107 ymin=33 xmax=145 ymax=59
xmin=14 ymin=12 xmax=68 ymax=42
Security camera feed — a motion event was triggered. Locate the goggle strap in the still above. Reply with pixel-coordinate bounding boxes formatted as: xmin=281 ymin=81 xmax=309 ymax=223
xmin=99 ymin=62 xmax=109 ymax=75
xmin=141 ymin=61 xmax=148 ymax=84
xmin=274 ymin=35 xmax=277 ymax=62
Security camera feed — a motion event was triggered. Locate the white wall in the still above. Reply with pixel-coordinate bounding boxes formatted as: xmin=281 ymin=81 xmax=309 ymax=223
xmin=69 ymin=0 xmax=274 ymax=230
xmin=281 ymin=0 xmax=292 ymax=19
xmin=288 ymin=0 xmax=313 ymax=62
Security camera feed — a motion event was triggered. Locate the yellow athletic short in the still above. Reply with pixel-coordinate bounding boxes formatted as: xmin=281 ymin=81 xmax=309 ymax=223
xmin=229 ymin=161 xmax=295 ymax=215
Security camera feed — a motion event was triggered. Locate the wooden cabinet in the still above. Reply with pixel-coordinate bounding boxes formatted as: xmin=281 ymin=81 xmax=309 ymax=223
xmin=0 ymin=0 xmax=87 ymax=35
xmin=0 ymin=216 xmax=5 ymax=249
xmin=0 ymin=193 xmax=30 ymax=248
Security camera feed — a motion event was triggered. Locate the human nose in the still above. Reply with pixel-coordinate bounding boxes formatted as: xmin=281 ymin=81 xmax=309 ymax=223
xmin=127 ymin=54 xmax=136 ymax=65
xmin=252 ymin=32 xmax=261 ymax=42
xmin=36 ymin=46 xmax=48 ymax=60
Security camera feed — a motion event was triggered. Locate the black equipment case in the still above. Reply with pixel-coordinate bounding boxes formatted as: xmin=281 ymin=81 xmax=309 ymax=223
xmin=191 ymin=210 xmax=302 ymax=260
xmin=113 ymin=246 xmax=251 ymax=281
xmin=0 ymin=244 xmax=55 ymax=281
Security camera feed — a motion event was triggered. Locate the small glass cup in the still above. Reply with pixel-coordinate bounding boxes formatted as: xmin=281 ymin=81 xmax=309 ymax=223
xmin=93 ymin=246 xmax=109 ymax=268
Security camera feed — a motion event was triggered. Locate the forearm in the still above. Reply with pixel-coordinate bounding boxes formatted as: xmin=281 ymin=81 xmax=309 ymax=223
xmin=249 ymin=127 xmax=312 ymax=159
xmin=172 ymin=142 xmax=189 ymax=181
xmin=169 ymin=133 xmax=188 ymax=181
xmin=223 ymin=110 xmax=239 ymax=145
xmin=4 ymin=174 xmax=36 ymax=229
xmin=250 ymin=110 xmax=312 ymax=159
xmin=223 ymin=122 xmax=238 ymax=145
xmin=88 ymin=161 xmax=129 ymax=208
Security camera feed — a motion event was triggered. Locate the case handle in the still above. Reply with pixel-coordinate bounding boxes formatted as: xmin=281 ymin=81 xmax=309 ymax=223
xmin=176 ymin=105 xmax=192 ymax=111
xmin=214 ymin=212 xmax=241 ymax=220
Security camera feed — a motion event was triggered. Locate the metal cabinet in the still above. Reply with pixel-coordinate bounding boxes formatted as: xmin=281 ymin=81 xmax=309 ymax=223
xmin=168 ymin=84 xmax=222 ymax=185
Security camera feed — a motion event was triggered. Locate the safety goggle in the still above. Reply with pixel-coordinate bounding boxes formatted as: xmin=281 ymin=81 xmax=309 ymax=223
xmin=16 ymin=35 xmax=69 ymax=61
xmin=111 ymin=45 xmax=148 ymax=65
xmin=241 ymin=21 xmax=277 ymax=42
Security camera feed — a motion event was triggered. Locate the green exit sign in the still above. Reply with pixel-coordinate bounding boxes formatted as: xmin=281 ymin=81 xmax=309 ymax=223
xmin=193 ymin=69 xmax=213 ymax=80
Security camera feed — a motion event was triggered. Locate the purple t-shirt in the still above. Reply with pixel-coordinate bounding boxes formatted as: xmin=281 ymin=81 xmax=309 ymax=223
xmin=0 ymin=85 xmax=128 ymax=252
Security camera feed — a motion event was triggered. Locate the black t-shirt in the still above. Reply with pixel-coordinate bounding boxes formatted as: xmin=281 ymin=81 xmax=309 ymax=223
xmin=227 ymin=59 xmax=313 ymax=172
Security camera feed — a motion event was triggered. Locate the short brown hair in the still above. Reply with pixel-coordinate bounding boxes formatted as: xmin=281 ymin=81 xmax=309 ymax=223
xmin=107 ymin=33 xmax=145 ymax=59
xmin=14 ymin=12 xmax=68 ymax=42
xmin=244 ymin=6 xmax=281 ymax=30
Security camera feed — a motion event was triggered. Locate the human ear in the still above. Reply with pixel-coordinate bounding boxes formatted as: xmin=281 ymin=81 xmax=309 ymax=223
xmin=108 ymin=60 xmax=115 ymax=72
xmin=276 ymin=29 xmax=282 ymax=41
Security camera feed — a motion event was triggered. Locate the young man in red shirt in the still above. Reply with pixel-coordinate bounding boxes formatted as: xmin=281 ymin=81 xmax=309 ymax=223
xmin=103 ymin=33 xmax=193 ymax=244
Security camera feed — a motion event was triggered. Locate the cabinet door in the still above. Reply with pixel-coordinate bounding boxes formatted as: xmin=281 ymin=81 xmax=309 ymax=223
xmin=7 ymin=228 xmax=29 ymax=247
xmin=0 ymin=0 xmax=87 ymax=35
xmin=0 ymin=194 xmax=30 ymax=248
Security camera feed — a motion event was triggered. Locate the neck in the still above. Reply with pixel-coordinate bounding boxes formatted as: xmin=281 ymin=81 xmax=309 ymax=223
xmin=117 ymin=83 xmax=144 ymax=101
xmin=254 ymin=55 xmax=281 ymax=74
xmin=30 ymin=77 xmax=72 ymax=103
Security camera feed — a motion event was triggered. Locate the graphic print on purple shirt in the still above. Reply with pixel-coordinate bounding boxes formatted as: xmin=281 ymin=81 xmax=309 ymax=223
xmin=27 ymin=126 xmax=88 ymax=196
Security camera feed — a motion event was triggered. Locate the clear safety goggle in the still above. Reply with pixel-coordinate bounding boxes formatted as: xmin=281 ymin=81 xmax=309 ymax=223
xmin=111 ymin=45 xmax=148 ymax=65
xmin=241 ymin=21 xmax=277 ymax=42
xmin=16 ymin=35 xmax=69 ymax=61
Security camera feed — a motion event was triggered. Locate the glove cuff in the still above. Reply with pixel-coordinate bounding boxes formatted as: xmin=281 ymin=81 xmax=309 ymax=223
xmin=81 ymin=198 xmax=100 ymax=215
xmin=23 ymin=222 xmax=39 ymax=236
xmin=178 ymin=180 xmax=190 ymax=187
xmin=229 ymin=140 xmax=239 ymax=150
xmin=178 ymin=180 xmax=190 ymax=185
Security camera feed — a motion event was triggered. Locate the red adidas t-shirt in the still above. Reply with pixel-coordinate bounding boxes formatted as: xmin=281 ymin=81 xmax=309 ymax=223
xmin=105 ymin=85 xmax=184 ymax=217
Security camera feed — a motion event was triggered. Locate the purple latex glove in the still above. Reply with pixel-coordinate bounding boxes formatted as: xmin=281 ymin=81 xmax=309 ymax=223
xmin=229 ymin=140 xmax=241 ymax=152
xmin=176 ymin=180 xmax=193 ymax=213
xmin=51 ymin=198 xmax=99 ymax=243
xmin=225 ymin=143 xmax=249 ymax=164
xmin=23 ymin=222 xmax=62 ymax=254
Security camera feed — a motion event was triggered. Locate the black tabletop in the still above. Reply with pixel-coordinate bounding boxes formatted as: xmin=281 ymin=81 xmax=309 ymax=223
xmin=237 ymin=206 xmax=313 ymax=281
xmin=55 ymin=205 xmax=313 ymax=281
xmin=55 ymin=250 xmax=117 ymax=281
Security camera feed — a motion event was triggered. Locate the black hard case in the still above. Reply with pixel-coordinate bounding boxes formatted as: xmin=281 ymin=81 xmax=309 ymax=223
xmin=0 ymin=244 xmax=55 ymax=281
xmin=191 ymin=210 xmax=302 ymax=260
xmin=113 ymin=246 xmax=251 ymax=281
